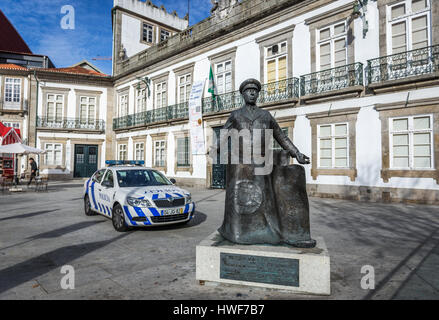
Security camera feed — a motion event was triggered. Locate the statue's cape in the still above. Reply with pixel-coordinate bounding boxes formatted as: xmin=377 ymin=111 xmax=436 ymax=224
xmin=218 ymin=150 xmax=312 ymax=245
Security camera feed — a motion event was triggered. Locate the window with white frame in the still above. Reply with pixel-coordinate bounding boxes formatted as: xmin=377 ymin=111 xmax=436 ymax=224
xmin=4 ymin=78 xmax=21 ymax=108
xmin=46 ymin=94 xmax=64 ymax=122
xmin=142 ymin=23 xmax=153 ymax=43
xmin=135 ymin=142 xmax=145 ymax=161
xmin=155 ymin=82 xmax=167 ymax=109
xmin=387 ymin=0 xmax=431 ymax=54
xmin=160 ymin=29 xmax=170 ymax=42
xmin=317 ymin=21 xmax=347 ymax=71
xmin=118 ymin=144 xmax=127 ymax=161
xmin=45 ymin=143 xmax=62 ymax=166
xmin=79 ymin=96 xmax=96 ymax=123
xmin=215 ymin=60 xmax=232 ymax=94
xmin=136 ymin=88 xmax=147 ymax=113
xmin=177 ymin=137 xmax=190 ymax=167
xmin=178 ymin=74 xmax=192 ymax=103
xmin=265 ymin=41 xmax=287 ymax=84
xmin=318 ymin=123 xmax=349 ymax=168
xmin=119 ymin=94 xmax=128 ymax=117
xmin=390 ymin=115 xmax=433 ymax=169
xmin=154 ymin=140 xmax=166 ymax=167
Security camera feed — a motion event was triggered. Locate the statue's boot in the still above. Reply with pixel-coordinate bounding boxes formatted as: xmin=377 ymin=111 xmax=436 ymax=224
xmin=287 ymin=238 xmax=317 ymax=248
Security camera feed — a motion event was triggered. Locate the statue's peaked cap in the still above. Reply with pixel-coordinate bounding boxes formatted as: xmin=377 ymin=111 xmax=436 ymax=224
xmin=239 ymin=78 xmax=261 ymax=94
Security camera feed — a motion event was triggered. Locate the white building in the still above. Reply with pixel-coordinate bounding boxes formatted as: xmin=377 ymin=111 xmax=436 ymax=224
xmin=1 ymin=2 xmax=190 ymax=181
xmin=113 ymin=0 xmax=189 ymax=75
xmin=33 ymin=62 xmax=113 ymax=180
xmin=110 ymin=0 xmax=439 ymax=204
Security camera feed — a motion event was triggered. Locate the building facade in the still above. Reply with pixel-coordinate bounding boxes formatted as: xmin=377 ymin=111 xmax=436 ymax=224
xmin=1 ymin=0 xmax=438 ymax=204
xmin=112 ymin=0 xmax=189 ymax=75
xmin=33 ymin=65 xmax=113 ymax=180
xmin=110 ymin=0 xmax=439 ymax=204
xmin=0 ymin=8 xmax=55 ymax=177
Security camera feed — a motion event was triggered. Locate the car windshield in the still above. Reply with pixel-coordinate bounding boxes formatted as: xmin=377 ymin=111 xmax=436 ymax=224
xmin=116 ymin=169 xmax=172 ymax=188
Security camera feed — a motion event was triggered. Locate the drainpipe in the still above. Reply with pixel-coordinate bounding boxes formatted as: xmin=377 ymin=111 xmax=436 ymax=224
xmin=33 ymin=70 xmax=40 ymax=169
xmin=33 ymin=70 xmax=39 ymax=148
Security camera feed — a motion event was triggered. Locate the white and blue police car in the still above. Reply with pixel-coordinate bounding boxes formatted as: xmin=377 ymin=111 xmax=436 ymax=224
xmin=83 ymin=160 xmax=195 ymax=232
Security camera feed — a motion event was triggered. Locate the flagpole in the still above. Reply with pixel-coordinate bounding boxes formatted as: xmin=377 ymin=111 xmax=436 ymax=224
xmin=208 ymin=65 xmax=217 ymax=111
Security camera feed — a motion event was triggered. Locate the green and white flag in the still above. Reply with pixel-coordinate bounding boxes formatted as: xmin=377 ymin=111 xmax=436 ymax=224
xmin=208 ymin=66 xmax=216 ymax=99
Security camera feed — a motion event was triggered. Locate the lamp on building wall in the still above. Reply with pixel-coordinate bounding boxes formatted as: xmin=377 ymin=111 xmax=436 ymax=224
xmin=352 ymin=3 xmax=362 ymax=18
xmin=352 ymin=0 xmax=370 ymax=38
xmin=136 ymin=76 xmax=151 ymax=98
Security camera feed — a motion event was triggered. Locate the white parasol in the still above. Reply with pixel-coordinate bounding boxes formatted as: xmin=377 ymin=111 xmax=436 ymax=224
xmin=0 ymin=143 xmax=46 ymax=155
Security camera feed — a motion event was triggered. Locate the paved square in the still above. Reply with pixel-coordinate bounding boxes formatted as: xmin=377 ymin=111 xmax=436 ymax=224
xmin=0 ymin=183 xmax=438 ymax=299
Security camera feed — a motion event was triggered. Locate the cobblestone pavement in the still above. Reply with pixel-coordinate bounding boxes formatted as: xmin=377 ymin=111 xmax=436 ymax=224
xmin=0 ymin=182 xmax=438 ymax=300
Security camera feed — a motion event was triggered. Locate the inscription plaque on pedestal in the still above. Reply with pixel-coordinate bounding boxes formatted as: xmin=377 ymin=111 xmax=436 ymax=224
xmin=220 ymin=253 xmax=299 ymax=287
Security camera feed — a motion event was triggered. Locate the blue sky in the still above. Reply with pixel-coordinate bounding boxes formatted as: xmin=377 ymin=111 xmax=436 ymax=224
xmin=1 ymin=0 xmax=211 ymax=75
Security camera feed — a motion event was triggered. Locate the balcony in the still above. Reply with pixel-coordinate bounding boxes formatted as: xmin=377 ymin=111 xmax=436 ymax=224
xmin=367 ymin=45 xmax=439 ymax=93
xmin=300 ymin=63 xmax=364 ymax=103
xmin=113 ymin=102 xmax=189 ymax=130
xmin=113 ymin=77 xmax=299 ymax=131
xmin=37 ymin=117 xmax=105 ymax=132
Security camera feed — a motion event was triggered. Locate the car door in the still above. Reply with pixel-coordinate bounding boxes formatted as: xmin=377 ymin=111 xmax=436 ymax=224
xmin=98 ymin=169 xmax=115 ymax=218
xmin=89 ymin=169 xmax=106 ymax=214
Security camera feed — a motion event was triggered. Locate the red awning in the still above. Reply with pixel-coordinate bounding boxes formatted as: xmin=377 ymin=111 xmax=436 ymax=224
xmin=0 ymin=122 xmax=22 ymax=145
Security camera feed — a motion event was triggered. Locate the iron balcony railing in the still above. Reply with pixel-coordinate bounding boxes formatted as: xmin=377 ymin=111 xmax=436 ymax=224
xmin=113 ymin=102 xmax=189 ymax=130
xmin=37 ymin=117 xmax=105 ymax=131
xmin=367 ymin=44 xmax=439 ymax=85
xmin=113 ymin=77 xmax=300 ymax=130
xmin=202 ymin=90 xmax=243 ymax=114
xmin=300 ymin=62 xmax=364 ymax=96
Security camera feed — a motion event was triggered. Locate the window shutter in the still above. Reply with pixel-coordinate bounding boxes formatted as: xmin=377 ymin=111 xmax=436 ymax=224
xmin=278 ymin=57 xmax=287 ymax=80
xmin=392 ymin=21 xmax=407 ymax=54
xmin=411 ymin=15 xmax=428 ymax=49
xmin=267 ymin=60 xmax=276 ymax=83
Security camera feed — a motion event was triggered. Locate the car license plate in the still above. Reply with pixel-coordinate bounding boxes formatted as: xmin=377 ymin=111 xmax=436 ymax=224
xmin=161 ymin=208 xmax=184 ymax=216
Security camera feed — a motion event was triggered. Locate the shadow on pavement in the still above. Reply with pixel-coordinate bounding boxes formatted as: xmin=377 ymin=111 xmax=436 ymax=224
xmin=0 ymin=221 xmax=106 ymax=252
xmin=26 ymin=221 xmax=106 ymax=240
xmin=0 ymin=209 xmax=59 ymax=222
xmin=0 ymin=234 xmax=130 ymax=294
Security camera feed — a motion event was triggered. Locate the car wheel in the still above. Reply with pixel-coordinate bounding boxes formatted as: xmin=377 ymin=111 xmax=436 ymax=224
xmin=112 ymin=204 xmax=129 ymax=232
xmin=84 ymin=195 xmax=96 ymax=216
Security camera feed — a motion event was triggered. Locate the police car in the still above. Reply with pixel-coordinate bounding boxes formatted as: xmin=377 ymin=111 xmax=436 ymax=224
xmin=83 ymin=161 xmax=195 ymax=232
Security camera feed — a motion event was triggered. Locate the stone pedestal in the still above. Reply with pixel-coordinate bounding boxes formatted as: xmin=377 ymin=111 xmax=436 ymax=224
xmin=196 ymin=231 xmax=330 ymax=295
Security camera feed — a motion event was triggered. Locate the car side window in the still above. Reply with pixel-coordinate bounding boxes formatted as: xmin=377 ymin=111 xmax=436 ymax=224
xmin=151 ymin=170 xmax=170 ymax=185
xmin=92 ymin=170 xmax=105 ymax=183
xmin=102 ymin=170 xmax=114 ymax=187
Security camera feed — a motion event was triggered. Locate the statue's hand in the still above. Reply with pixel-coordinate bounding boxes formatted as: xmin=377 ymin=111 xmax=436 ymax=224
xmin=295 ymin=152 xmax=310 ymax=165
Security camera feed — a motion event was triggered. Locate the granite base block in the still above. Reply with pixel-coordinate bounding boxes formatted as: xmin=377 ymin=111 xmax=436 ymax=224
xmin=196 ymin=231 xmax=330 ymax=295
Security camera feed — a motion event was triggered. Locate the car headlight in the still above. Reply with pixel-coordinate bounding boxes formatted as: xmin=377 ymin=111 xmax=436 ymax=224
xmin=185 ymin=195 xmax=192 ymax=204
xmin=127 ymin=197 xmax=152 ymax=208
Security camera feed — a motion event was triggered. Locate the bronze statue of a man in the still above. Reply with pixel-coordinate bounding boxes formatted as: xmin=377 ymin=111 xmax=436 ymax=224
xmin=218 ymin=79 xmax=316 ymax=248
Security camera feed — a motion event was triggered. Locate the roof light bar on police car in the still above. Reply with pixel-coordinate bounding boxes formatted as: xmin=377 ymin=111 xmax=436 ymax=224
xmin=105 ymin=160 xmax=145 ymax=166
